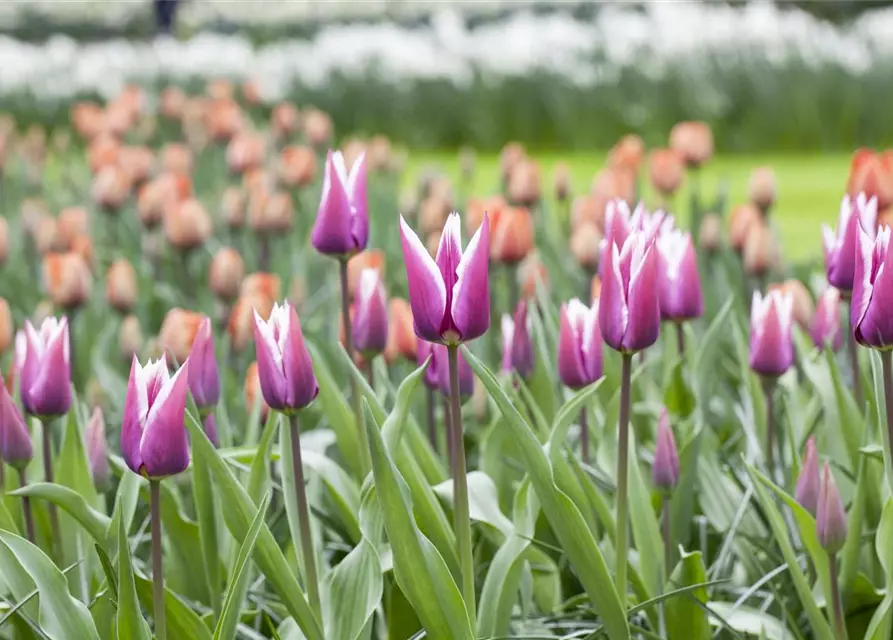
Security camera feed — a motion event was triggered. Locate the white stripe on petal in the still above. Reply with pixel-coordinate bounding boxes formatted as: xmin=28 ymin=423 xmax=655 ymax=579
xmin=141 ymin=360 xmax=188 ymax=451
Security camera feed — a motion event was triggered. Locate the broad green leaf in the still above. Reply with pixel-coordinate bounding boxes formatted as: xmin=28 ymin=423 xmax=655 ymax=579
xmin=840 ymin=449 xmax=868 ymax=601
xmin=323 ymin=537 xmax=381 ymax=640
xmin=666 ymin=550 xmax=710 ymax=640
xmin=825 ymin=348 xmax=863 ymax=471
xmin=545 ymin=380 xmax=603 ymax=458
xmin=0 ymin=530 xmax=99 ymax=640
xmin=864 ymin=499 xmax=893 ymax=639
xmin=107 ymin=467 xmax=141 ymax=553
xmin=302 ymin=450 xmax=361 ymax=544
xmin=363 ymin=405 xmax=473 ymax=640
xmin=185 ymin=412 xmax=324 ymax=640
xmin=464 ymin=346 xmax=630 ymax=640
xmin=706 ymin=602 xmax=788 ymax=640
xmin=116 ymin=502 xmax=151 ymax=640
xmin=433 ymin=471 xmax=513 ymax=538
xmin=193 ymin=434 xmax=222 ymax=618
xmin=669 ymin=428 xmax=702 ymax=563
xmin=134 ymin=576 xmax=213 ymax=640
xmin=692 ymin=298 xmax=733 ymax=405
xmin=9 ymin=483 xmax=110 ymax=544
xmin=247 ymin=411 xmax=280 ymax=504
xmin=213 ymin=494 xmax=270 ymax=640
xmin=627 ymin=429 xmax=664 ymax=599
xmin=664 ymin=359 xmax=695 ymax=419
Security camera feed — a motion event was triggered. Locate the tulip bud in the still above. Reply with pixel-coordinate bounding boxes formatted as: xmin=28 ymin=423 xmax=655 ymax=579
xmin=853 ymin=225 xmax=893 ymax=349
xmin=311 ymin=150 xmax=369 ymax=257
xmin=816 ymin=461 xmax=847 ymax=554
xmin=353 ymin=269 xmax=389 ymax=357
xmin=230 ymin=293 xmax=272 ymax=352
xmin=188 ymin=318 xmax=220 ymax=412
xmin=250 ymin=191 xmax=293 ymax=233
xmin=43 ymin=252 xmax=92 ymax=309
xmin=698 ymin=213 xmax=723 ymax=253
xmin=347 ymin=250 xmax=385 ymax=298
xmin=729 ymin=204 xmax=761 ymax=253
xmin=278 ymin=145 xmax=317 ymax=188
xmin=417 ymin=340 xmax=439 ymax=390
xmin=591 ymin=168 xmax=636 ymax=207
xmin=0 ymin=382 xmax=33 ymax=469
xmin=303 ymin=109 xmax=333 ymax=147
xmin=245 ymin=361 xmax=270 ymax=421
xmin=119 ymin=314 xmax=143 ymax=361
xmin=252 ymin=302 xmax=319 ymax=412
xmin=227 ymin=133 xmax=265 ymax=176
xmin=20 ymin=317 xmax=71 ymax=418
xmin=810 ymin=288 xmax=843 ymax=352
xmin=823 ymin=194 xmax=877 ymax=293
xmin=558 ymin=298 xmax=602 ymax=389
xmin=122 ymin=355 xmax=190 ymax=478
xmin=0 ymin=216 xmax=7 ymax=265
xmin=160 ymin=87 xmax=186 ymax=120
xmin=106 ymin=259 xmax=138 ymax=313
xmin=652 ymin=409 xmax=679 ymax=492
xmin=491 ymin=207 xmax=534 ymax=265
xmin=435 ymin=343 xmax=473 ymax=397
xmin=0 ymin=298 xmax=11 ymax=356
xmin=507 ymin=159 xmax=541 ymax=207
xmin=570 ymin=223 xmax=602 ymax=271
xmin=161 ymin=142 xmax=193 ymax=176
xmin=607 ymin=135 xmax=645 ymax=174
xmin=795 ymin=436 xmax=819 ymax=516
xmin=572 ymin=194 xmax=606 ymax=232
xmin=164 ymin=198 xmax=212 ymax=252
xmin=57 ymin=207 xmax=89 ymax=250
xmin=385 ymin=298 xmax=417 ymax=363
xmin=88 ymin=135 xmax=120 ymax=174
xmin=743 ymin=221 xmax=776 ymax=277
xmin=119 ymin=145 xmax=155 ymax=186
xmin=241 ymin=272 xmax=281 ymax=301
xmin=91 ymin=165 xmax=131 ymax=213
xmin=86 ymin=407 xmax=111 ymax=489
xmin=207 ymin=99 xmax=244 ymax=142
xmin=600 ymin=232 xmax=660 ymax=353
xmin=33 ymin=215 xmax=61 ymax=255
xmin=271 ymin=102 xmax=300 ymax=139
xmin=209 ymin=248 xmax=245 ymax=302
xmin=657 ymin=230 xmax=703 ymax=322
xmin=501 ymin=301 xmax=534 ymax=379
xmin=847 ymin=149 xmax=893 ymax=210
xmin=241 ymin=79 xmax=263 ymax=106
xmin=159 ymin=308 xmax=204 ymax=366
xmin=748 ymin=167 xmax=777 ymax=213
xmin=71 ymin=234 xmax=94 ymax=270
xmin=220 ymin=187 xmax=246 ymax=230
xmin=749 ymin=290 xmax=794 ymax=378
xmin=499 ymin=142 xmax=525 ymax=183
xmin=518 ymin=251 xmax=550 ymax=300
xmin=669 ymin=121 xmax=714 ymax=168
xmin=768 ymin=280 xmax=814 ymax=329
xmin=649 ymin=149 xmax=685 ymax=196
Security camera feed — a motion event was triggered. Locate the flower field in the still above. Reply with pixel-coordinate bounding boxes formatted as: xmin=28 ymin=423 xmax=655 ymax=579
xmin=1 ymin=73 xmax=893 ymax=640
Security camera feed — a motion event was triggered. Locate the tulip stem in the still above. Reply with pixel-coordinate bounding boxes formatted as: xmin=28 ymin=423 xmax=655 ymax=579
xmin=19 ymin=469 xmax=35 ymax=543
xmin=426 ymin=386 xmax=437 ymax=454
xmin=675 ymin=322 xmax=685 ymax=358
xmin=288 ymin=413 xmax=323 ymax=623
xmin=40 ymin=420 xmax=60 ymax=555
xmin=448 ymin=345 xmax=476 ymax=627
xmin=829 ymin=552 xmax=846 ymax=639
xmin=616 ymin=352 xmax=633 ymax=610
xmin=846 ymin=301 xmax=863 ymax=408
xmin=443 ymin=395 xmax=454 ymax=471
xmin=763 ymin=378 xmax=776 ymax=480
xmin=339 ymin=259 xmax=371 ymax=477
xmin=881 ymin=351 xmax=893 ymax=490
xmin=150 ymin=479 xmax=166 ymax=640
xmin=579 ymin=408 xmax=589 ymax=466
xmin=662 ymin=495 xmax=672 ymax=582
xmin=366 ymin=359 xmax=375 ymax=391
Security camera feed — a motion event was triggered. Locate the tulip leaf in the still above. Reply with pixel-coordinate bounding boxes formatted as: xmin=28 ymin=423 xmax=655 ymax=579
xmin=744 ymin=463 xmax=835 ymax=640
xmin=669 ymin=427 xmax=703 ymax=563
xmin=107 ymin=468 xmax=141 ymax=554
xmin=665 ymin=549 xmax=710 ymax=640
xmin=463 ymin=346 xmax=630 ymax=640
xmin=433 ymin=471 xmax=514 ymax=538
xmin=9 ymin=482 xmax=110 ymax=545
xmin=864 ymin=499 xmax=893 ymax=639
xmin=116 ymin=502 xmax=151 ymax=640
xmin=825 ymin=347 xmax=863 ymax=471
xmin=0 ymin=530 xmax=99 ymax=640
xmin=246 ymin=410 xmax=281 ymax=504
xmin=692 ymin=298 xmax=733 ymax=405
xmin=192 ymin=434 xmax=222 ymax=617
xmin=664 ymin=359 xmax=695 ymax=419
xmin=213 ymin=494 xmax=270 ymax=640
xmin=870 ymin=351 xmax=893 ymax=494
xmin=322 ymin=535 xmax=382 ymax=640
xmin=626 ymin=429 xmax=664 ymax=600
xmin=705 ymin=602 xmax=788 ymax=640
xmin=133 ymin=576 xmax=213 ymax=640
xmin=546 ymin=380 xmax=603 ymax=460
xmin=362 ymin=403 xmax=474 ymax=640
xmin=185 ymin=411 xmax=324 ymax=640
xmin=302 ymin=450 xmax=362 ymax=544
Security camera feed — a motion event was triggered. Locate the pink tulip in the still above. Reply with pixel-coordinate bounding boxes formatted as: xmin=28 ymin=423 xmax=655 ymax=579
xmin=794 ymin=436 xmax=819 ymax=516
xmin=557 ymin=298 xmax=603 ymax=389
xmin=657 ymin=230 xmax=703 ymax=321
xmin=311 ymin=150 xmax=368 ymax=256
xmin=86 ymin=407 xmax=110 ymax=488
xmin=853 ymin=225 xmax=893 ymax=349
xmin=809 ymin=288 xmax=843 ymax=352
xmin=0 ymin=382 xmax=32 ymax=469
xmin=187 ymin=317 xmax=220 ymax=411
xmin=353 ymin=268 xmax=389 ymax=356
xmin=822 ymin=193 xmax=877 ymax=292
xmin=652 ymin=409 xmax=679 ymax=492
xmin=501 ymin=301 xmax=534 ymax=379
xmin=417 ymin=339 xmax=440 ymax=390
xmin=817 ymin=461 xmax=847 ymax=553
xmin=20 ymin=317 xmax=71 ymax=417
xmin=749 ymin=290 xmax=794 ymax=377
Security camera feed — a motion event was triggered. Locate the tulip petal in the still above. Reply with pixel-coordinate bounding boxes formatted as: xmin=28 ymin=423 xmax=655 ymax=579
xmin=347 ymin=152 xmax=369 ymax=249
xmin=750 ymin=292 xmax=794 ymax=377
xmin=857 ymin=227 xmax=893 ymax=348
xmin=853 ymin=226 xmax=878 ymax=340
xmin=451 ymin=214 xmax=491 ymax=343
xmin=624 ymin=239 xmax=661 ymax=351
xmin=311 ymin=150 xmax=354 ymax=255
xmin=188 ymin=318 xmax=220 ymax=408
xmin=558 ymin=302 xmax=589 ymax=389
xmin=599 ymin=242 xmax=627 ymax=351
xmin=353 ymin=269 xmax=389 ymax=354
xmin=28 ymin=319 xmax=71 ymax=417
xmin=400 ymin=215 xmax=446 ymax=343
xmin=121 ymin=356 xmax=144 ymax=474
xmin=252 ymin=310 xmax=288 ymax=409
xmin=140 ymin=361 xmax=190 ymax=478
xmin=501 ymin=314 xmax=514 ymax=374
xmin=583 ymin=301 xmax=604 ymax=381
xmin=281 ymin=305 xmax=319 ymax=409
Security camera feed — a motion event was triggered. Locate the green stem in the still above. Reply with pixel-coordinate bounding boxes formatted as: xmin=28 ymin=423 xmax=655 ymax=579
xmin=881 ymin=351 xmax=893 ymax=491
xmin=662 ymin=495 xmax=672 ymax=581
xmin=19 ymin=469 xmax=35 ymax=543
xmin=763 ymin=378 xmax=776 ymax=480
xmin=616 ymin=352 xmax=633 ymax=609
xmin=448 ymin=345 xmax=476 ymax=627
xmin=426 ymin=386 xmax=437 ymax=454
xmin=845 ymin=297 xmax=862 ymax=409
xmin=339 ymin=259 xmax=371 ymax=477
xmin=829 ymin=552 xmax=847 ymax=639
xmin=675 ymin=322 xmax=685 ymax=359
xmin=288 ymin=413 xmax=323 ymax=623
xmin=40 ymin=420 xmax=60 ymax=554
xmin=580 ymin=407 xmax=589 ymax=466
xmin=150 ymin=479 xmax=166 ymax=640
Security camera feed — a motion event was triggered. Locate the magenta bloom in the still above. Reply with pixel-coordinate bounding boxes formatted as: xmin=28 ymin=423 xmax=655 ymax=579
xmin=749 ymin=290 xmax=794 ymax=377
xmin=809 ymin=288 xmax=843 ymax=352
xmin=434 ymin=344 xmax=473 ymax=397
xmin=399 ymin=212 xmax=490 ymax=345
xmin=121 ymin=355 xmax=191 ymax=479
xmin=188 ymin=317 xmax=220 ymax=411
xmin=602 ymin=200 xmax=674 ymax=269
xmin=501 ymin=301 xmax=534 ymax=379
xmin=599 ymin=231 xmax=661 ymax=353
xmin=311 ymin=150 xmax=368 ymax=256
xmin=794 ymin=436 xmax=819 ymax=516
xmin=417 ymin=340 xmax=439 ymax=390
xmin=353 ymin=268 xmax=389 ymax=356
xmin=817 ymin=461 xmax=847 ymax=554
xmin=853 ymin=225 xmax=893 ymax=349
xmin=20 ymin=317 xmax=71 ymax=418
xmin=86 ymin=407 xmax=110 ymax=488
xmin=652 ymin=409 xmax=679 ymax=492
xmin=823 ymin=194 xmax=877 ymax=292
xmin=0 ymin=382 xmax=33 ymax=469
xmin=657 ymin=229 xmax=703 ymax=321
xmin=252 ymin=302 xmax=319 ymax=412
xmin=557 ymin=298 xmax=603 ymax=389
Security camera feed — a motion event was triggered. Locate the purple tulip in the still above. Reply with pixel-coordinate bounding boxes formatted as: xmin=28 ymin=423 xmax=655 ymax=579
xmin=809 ymin=288 xmax=843 ymax=352
xmin=399 ymin=212 xmax=490 ymax=345
xmin=599 ymin=231 xmax=661 ymax=353
xmin=86 ymin=407 xmax=110 ymax=489
xmin=188 ymin=317 xmax=220 ymax=412
xmin=20 ymin=317 xmax=71 ymax=418
xmin=853 ymin=225 xmax=893 ymax=349
xmin=557 ymin=298 xmax=603 ymax=389
xmin=794 ymin=436 xmax=819 ymax=516
xmin=823 ymin=193 xmax=877 ymax=292
xmin=417 ymin=339 xmax=439 ymax=390
xmin=501 ymin=301 xmax=534 ymax=379
xmin=0 ymin=382 xmax=33 ymax=469
xmin=252 ymin=301 xmax=319 ymax=412
xmin=602 ymin=200 xmax=674 ymax=266
xmin=817 ymin=461 xmax=847 ymax=554
xmin=435 ymin=343 xmax=474 ymax=397
xmin=353 ymin=268 xmax=389 ymax=356
xmin=203 ymin=413 xmax=220 ymax=448
xmin=749 ymin=290 xmax=794 ymax=378
xmin=652 ymin=409 xmax=679 ymax=492
xmin=657 ymin=229 xmax=703 ymax=322
xmin=121 ymin=355 xmax=191 ymax=479
xmin=311 ymin=150 xmax=368 ymax=256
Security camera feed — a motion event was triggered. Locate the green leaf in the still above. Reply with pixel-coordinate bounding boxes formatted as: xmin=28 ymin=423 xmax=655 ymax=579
xmin=185 ymin=411 xmax=324 ymax=640
xmin=213 ymin=494 xmax=270 ymax=640
xmin=107 ymin=469 xmax=141 ymax=553
xmin=825 ymin=347 xmax=863 ymax=471
xmin=0 ymin=531 xmax=99 ymax=640
xmin=433 ymin=471 xmax=513 ymax=538
xmin=545 ymin=380 xmax=603 ymax=458
xmin=247 ymin=411 xmax=281 ymax=504
xmin=870 ymin=351 xmax=893 ymax=494
xmin=669 ymin=428 xmax=702 ymax=564
xmin=363 ymin=404 xmax=473 ymax=640
xmin=301 ymin=450 xmax=361 ymax=543
xmin=116 ymin=500 xmax=151 ymax=640
xmin=134 ymin=576 xmax=213 ymax=640
xmin=323 ymin=537 xmax=382 ymax=640
xmin=864 ymin=499 xmax=893 ymax=639
xmin=664 ymin=359 xmax=695 ymax=418
xmin=666 ymin=550 xmax=710 ymax=640
xmin=627 ymin=429 xmax=664 ymax=600
xmin=193 ymin=438 xmax=222 ymax=618
xmin=692 ymin=298 xmax=733 ymax=406
xmin=463 ymin=346 xmax=630 ymax=640
xmin=840 ymin=448 xmax=868 ymax=601
xmin=706 ymin=602 xmax=788 ymax=640
xmin=9 ymin=483 xmax=110 ymax=544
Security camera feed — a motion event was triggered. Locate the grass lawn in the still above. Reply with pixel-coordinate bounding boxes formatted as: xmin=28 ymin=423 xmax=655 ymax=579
xmin=405 ymin=151 xmax=851 ymax=263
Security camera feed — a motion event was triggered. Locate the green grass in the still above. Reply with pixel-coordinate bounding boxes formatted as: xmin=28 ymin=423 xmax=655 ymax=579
xmin=404 ymin=152 xmax=850 ymax=262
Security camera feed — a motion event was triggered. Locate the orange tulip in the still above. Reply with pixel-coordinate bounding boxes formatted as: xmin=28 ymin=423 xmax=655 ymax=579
xmin=0 ymin=297 xmax=12 ymax=356
xmin=160 ymin=142 xmax=193 ymax=176
xmin=518 ymin=252 xmax=549 ymax=299
xmin=569 ymin=222 xmax=602 ymax=271
xmin=229 ymin=293 xmax=274 ymax=352
xmin=347 ymin=250 xmax=385 ymax=297
xmin=226 ymin=132 xmax=265 ymax=175
xmin=847 ymin=148 xmax=893 ymax=210
xmin=241 ymin=79 xmax=263 ymax=106
xmin=499 ymin=142 xmax=526 ymax=182
xmin=137 ymin=173 xmax=184 ymax=229
xmin=728 ymin=204 xmax=761 ymax=252
xmin=244 ymin=361 xmax=270 ymax=420
xmin=278 ymin=145 xmax=317 ymax=187
xmin=384 ymin=298 xmax=417 ymax=363
xmin=571 ymin=194 xmax=607 ymax=232
xmin=742 ymin=221 xmax=776 ymax=276
xmin=669 ymin=121 xmax=714 ymax=167
xmin=164 ymin=198 xmax=212 ymax=251
xmin=241 ymin=272 xmax=281 ymax=300
xmin=491 ymin=206 xmax=534 ymax=264
xmin=207 ymin=99 xmax=244 ymax=142
xmin=419 ymin=196 xmax=450 ymax=236
xmin=118 ymin=145 xmax=155 ymax=186
xmin=591 ymin=167 xmax=636 ymax=205
xmin=303 ymin=109 xmax=333 ymax=146
xmin=57 ymin=207 xmax=89 ymax=249
xmin=119 ymin=314 xmax=143 ymax=360
xmin=206 ymin=79 xmax=234 ymax=101
xmin=250 ymin=191 xmax=293 ymax=233
xmin=91 ymin=165 xmax=132 ymax=212
xmin=342 ymin=139 xmax=367 ymax=172
xmin=649 ymin=148 xmax=685 ymax=196
xmin=507 ymin=159 xmax=542 ymax=206
xmin=106 ymin=259 xmax=138 ymax=313
xmin=71 ymin=234 xmax=94 ymax=268
xmin=466 ymin=195 xmax=506 ymax=236
xmin=71 ymin=101 xmax=105 ymax=140
xmin=88 ymin=134 xmax=120 ymax=174
xmin=159 ymin=308 xmax=205 ymax=365
xmin=271 ymin=102 xmax=300 ymax=139
xmin=33 ymin=215 xmax=62 ymax=255
xmin=159 ymin=86 xmax=187 ymax=120
xmin=607 ymin=134 xmax=645 ymax=174
xmin=43 ymin=252 xmax=92 ymax=309
xmin=769 ymin=280 xmax=814 ymax=329
xmin=748 ymin=167 xmax=777 ymax=212
xmin=209 ymin=248 xmax=245 ymax=302
xmin=220 ymin=187 xmax=246 ymax=229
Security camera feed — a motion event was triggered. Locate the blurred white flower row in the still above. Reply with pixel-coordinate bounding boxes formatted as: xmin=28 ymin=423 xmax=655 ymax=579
xmin=1 ymin=3 xmax=892 ymax=104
